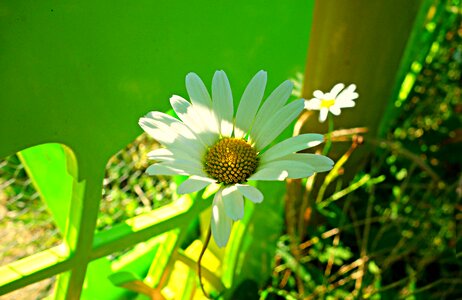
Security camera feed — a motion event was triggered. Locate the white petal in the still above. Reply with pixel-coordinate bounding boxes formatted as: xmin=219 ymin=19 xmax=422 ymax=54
xmin=336 ymin=84 xmax=358 ymax=102
xmin=139 ymin=112 xmax=204 ymax=157
xmin=234 ymin=71 xmax=267 ymax=139
xmin=313 ymin=90 xmax=324 ymax=99
xmin=347 ymin=84 xmax=356 ymax=92
xmin=279 ymin=153 xmax=334 ymax=172
xmin=203 ymin=182 xmax=221 ymax=199
xmin=337 ymin=100 xmax=356 ymax=108
xmin=146 ymin=161 xmax=206 ymax=177
xmin=185 ymin=73 xmax=220 ymax=136
xmin=319 ymin=108 xmax=329 ymax=122
xmin=193 ymin=102 xmax=220 ymax=136
xmin=252 ymin=99 xmax=305 ymax=150
xmin=260 ymin=134 xmax=324 ymax=163
xmin=248 ymin=168 xmax=289 ymax=181
xmin=211 ymin=189 xmax=233 ymax=248
xmin=329 ymin=83 xmax=345 ymax=99
xmin=146 ymin=163 xmax=189 ymax=176
xmin=169 ymin=95 xmax=202 ymax=132
xmin=236 ymin=184 xmax=263 ymax=203
xmin=251 ymin=80 xmax=293 ymax=139
xmin=147 ymin=148 xmax=191 ymax=162
xmin=139 ymin=119 xmax=198 ymax=156
xmin=186 ymin=72 xmax=212 ymax=108
xmin=339 ymin=84 xmax=357 ymax=99
xmin=249 ymin=160 xmax=315 ymax=181
xmin=330 ymin=106 xmax=341 ymax=115
xmin=304 ymin=98 xmax=321 ymax=110
xmin=170 ymin=95 xmax=218 ymax=145
xmin=222 ymin=185 xmax=244 ymax=221
xmin=177 ymin=176 xmax=215 ymax=194
xmin=147 ymin=148 xmax=174 ymax=161
xmin=212 ymin=70 xmax=234 ymax=137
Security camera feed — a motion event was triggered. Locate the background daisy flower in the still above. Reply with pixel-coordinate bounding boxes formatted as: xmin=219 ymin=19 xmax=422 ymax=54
xmin=304 ymin=83 xmax=359 ymax=122
xmin=139 ymin=70 xmax=334 ymax=247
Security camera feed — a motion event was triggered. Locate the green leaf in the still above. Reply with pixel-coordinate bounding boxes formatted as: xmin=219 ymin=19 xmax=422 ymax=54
xmin=18 ymin=143 xmax=75 ymax=233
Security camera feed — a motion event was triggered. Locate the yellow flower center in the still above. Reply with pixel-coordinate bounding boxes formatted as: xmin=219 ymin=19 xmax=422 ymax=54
xmin=320 ymin=99 xmax=336 ymax=108
xmin=204 ymin=138 xmax=258 ymax=185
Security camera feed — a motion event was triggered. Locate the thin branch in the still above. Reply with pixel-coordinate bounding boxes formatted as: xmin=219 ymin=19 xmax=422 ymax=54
xmin=368 ymin=138 xmax=441 ymax=182
xmin=198 ymin=226 xmax=213 ymax=299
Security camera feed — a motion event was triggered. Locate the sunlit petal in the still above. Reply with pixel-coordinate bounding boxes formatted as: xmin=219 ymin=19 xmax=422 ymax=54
xmin=313 ymin=90 xmax=325 ymax=99
xmin=250 ymin=160 xmax=315 ymax=180
xmin=236 ymin=184 xmax=264 ymax=203
xmin=251 ymin=80 xmax=293 ymax=140
xmin=277 ymin=153 xmax=334 ymax=173
xmin=222 ymin=185 xmax=245 ymax=221
xmin=212 ymin=70 xmax=234 ymax=137
xmin=330 ymin=106 xmax=341 ymax=115
xmin=170 ymin=95 xmax=218 ymax=145
xmin=235 ymin=70 xmax=267 ymax=139
xmin=304 ymin=98 xmax=321 ymax=110
xmin=319 ymin=108 xmax=329 ymax=122
xmin=261 ymin=134 xmax=324 ymax=163
xmin=177 ymin=176 xmax=215 ymax=194
xmin=186 ymin=72 xmax=212 ymax=108
xmin=306 ymin=83 xmax=358 ymax=122
xmin=146 ymin=160 xmax=206 ymax=177
xmin=252 ymin=99 xmax=305 ymax=150
xmin=211 ymin=189 xmax=233 ymax=248
xmin=329 ymin=83 xmax=345 ymax=98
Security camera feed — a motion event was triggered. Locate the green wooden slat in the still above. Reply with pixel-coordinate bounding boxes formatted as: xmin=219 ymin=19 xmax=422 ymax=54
xmin=0 ymin=195 xmax=205 ymax=296
xmin=51 ymin=175 xmax=88 ymax=300
xmin=0 ymin=245 xmax=70 ymax=295
xmin=82 ymin=234 xmax=164 ymax=300
xmin=91 ymin=195 xmax=208 ymax=260
xmin=18 ymin=144 xmax=74 ymax=233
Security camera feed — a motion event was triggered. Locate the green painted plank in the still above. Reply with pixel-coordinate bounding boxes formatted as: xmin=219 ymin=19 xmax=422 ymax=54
xmin=54 ymin=173 xmax=102 ymax=300
xmin=0 ymin=245 xmax=70 ymax=295
xmin=140 ymin=231 xmax=180 ymax=293
xmin=0 ymin=194 xmax=209 ymax=297
xmin=83 ymin=233 xmax=167 ymax=300
xmin=18 ymin=144 xmax=74 ymax=234
xmin=91 ymin=195 xmax=208 ymax=260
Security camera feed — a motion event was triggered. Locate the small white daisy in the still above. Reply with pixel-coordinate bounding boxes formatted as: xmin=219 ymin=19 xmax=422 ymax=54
xmin=304 ymin=83 xmax=358 ymax=122
xmin=139 ymin=70 xmax=334 ymax=247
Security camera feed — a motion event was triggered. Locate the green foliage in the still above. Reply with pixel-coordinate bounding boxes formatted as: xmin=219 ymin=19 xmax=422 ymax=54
xmin=98 ymin=134 xmax=175 ymax=231
xmin=265 ymin=2 xmax=462 ymax=299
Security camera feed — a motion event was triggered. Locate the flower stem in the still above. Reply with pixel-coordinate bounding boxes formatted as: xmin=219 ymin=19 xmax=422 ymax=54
xmin=322 ymin=114 xmax=334 ymax=155
xmin=198 ymin=225 xmax=213 ymax=299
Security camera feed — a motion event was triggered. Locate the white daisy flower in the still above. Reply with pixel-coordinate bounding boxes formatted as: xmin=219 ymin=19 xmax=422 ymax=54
xmin=304 ymin=83 xmax=359 ymax=122
xmin=139 ymin=70 xmax=334 ymax=247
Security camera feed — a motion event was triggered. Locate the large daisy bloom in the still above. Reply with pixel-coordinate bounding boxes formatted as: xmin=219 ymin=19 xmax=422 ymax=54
xmin=139 ymin=70 xmax=334 ymax=247
xmin=304 ymin=83 xmax=358 ymax=122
